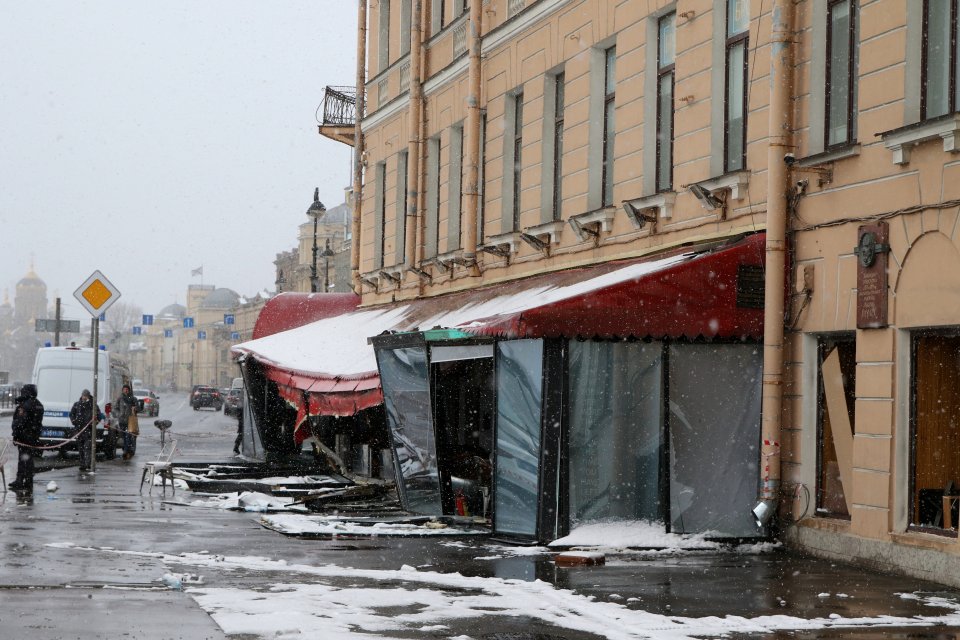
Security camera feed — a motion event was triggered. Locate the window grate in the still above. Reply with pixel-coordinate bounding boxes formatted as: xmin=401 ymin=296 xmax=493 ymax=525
xmin=737 ymin=264 xmax=765 ymax=308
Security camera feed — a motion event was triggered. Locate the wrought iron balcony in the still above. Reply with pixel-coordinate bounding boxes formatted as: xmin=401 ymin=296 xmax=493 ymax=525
xmin=317 ymin=85 xmax=360 ymax=146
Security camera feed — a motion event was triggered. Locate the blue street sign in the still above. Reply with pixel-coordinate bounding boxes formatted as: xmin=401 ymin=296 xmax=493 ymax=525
xmin=44 ymin=341 xmax=52 ymax=348
xmin=164 ymin=329 xmax=174 ymax=338
xmin=132 ymin=326 xmax=142 ymax=335
xmin=183 ymin=317 xmax=194 ymax=328
xmin=230 ymin=331 xmax=240 ymax=340
xmin=198 ymin=330 xmax=207 ymax=340
xmin=142 ymin=314 xmax=154 ymax=326
xmin=224 ymin=314 xmax=235 ymax=325
xmin=99 ymin=312 xmax=106 ymax=321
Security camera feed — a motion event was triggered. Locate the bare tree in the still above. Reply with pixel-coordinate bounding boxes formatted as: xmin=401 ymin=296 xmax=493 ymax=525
xmin=100 ymin=300 xmax=143 ymax=353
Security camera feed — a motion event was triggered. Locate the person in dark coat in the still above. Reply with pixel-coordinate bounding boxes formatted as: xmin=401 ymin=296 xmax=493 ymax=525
xmin=9 ymin=384 xmax=43 ymax=492
xmin=115 ymin=384 xmax=139 ymax=460
xmin=70 ymin=389 xmax=103 ymax=472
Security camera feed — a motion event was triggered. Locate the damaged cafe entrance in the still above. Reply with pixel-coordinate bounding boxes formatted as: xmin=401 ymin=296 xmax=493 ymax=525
xmin=372 ymin=234 xmax=771 ymax=544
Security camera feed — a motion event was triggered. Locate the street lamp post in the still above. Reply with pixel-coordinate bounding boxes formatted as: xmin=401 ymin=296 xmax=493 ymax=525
xmin=322 ymin=238 xmax=335 ymax=292
xmin=306 ymin=188 xmax=327 ymax=293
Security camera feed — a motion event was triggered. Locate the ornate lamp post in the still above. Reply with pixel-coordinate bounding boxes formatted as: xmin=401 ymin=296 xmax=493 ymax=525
xmin=321 ymin=238 xmax=335 ymax=292
xmin=306 ymin=188 xmax=327 ymax=293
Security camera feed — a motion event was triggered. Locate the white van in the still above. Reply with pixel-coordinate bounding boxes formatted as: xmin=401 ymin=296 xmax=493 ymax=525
xmin=31 ymin=346 xmax=128 ymax=458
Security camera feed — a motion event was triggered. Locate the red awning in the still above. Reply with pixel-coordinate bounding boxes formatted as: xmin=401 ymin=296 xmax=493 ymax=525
xmin=252 ymin=292 xmax=360 ymax=339
xmin=235 ymin=233 xmax=766 ymax=427
xmin=463 ymin=232 xmax=766 ymax=339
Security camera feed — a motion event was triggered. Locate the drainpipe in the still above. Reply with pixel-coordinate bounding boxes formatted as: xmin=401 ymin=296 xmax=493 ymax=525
xmin=415 ymin=1 xmax=430 ymax=283
xmin=350 ymin=0 xmax=368 ymax=292
xmin=754 ymin=0 xmax=794 ymax=529
xmin=461 ymin=0 xmax=483 ymax=263
xmin=404 ymin=0 xmax=424 ymax=270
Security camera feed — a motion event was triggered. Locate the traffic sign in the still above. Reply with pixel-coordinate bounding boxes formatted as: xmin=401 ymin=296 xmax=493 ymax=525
xmin=35 ymin=318 xmax=81 ymax=333
xmin=230 ymin=331 xmax=240 ymax=340
xmin=164 ymin=329 xmax=174 ymax=338
xmin=132 ymin=326 xmax=142 ymax=335
xmin=183 ymin=317 xmax=194 ymax=328
xmin=224 ymin=314 xmax=235 ymax=325
xmin=142 ymin=314 xmax=154 ymax=326
xmin=197 ymin=330 xmax=207 ymax=340
xmin=73 ymin=270 xmax=121 ymax=318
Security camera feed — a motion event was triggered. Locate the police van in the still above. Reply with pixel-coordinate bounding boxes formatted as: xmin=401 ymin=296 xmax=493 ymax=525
xmin=31 ymin=346 xmax=129 ymax=458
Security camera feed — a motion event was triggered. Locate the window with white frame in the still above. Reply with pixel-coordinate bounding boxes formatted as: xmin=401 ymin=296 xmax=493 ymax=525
xmin=552 ymin=73 xmax=565 ymax=221
xmin=826 ymin=0 xmax=858 ymax=147
xmin=923 ymin=0 xmax=959 ymax=120
xmin=374 ymin=161 xmax=387 ymax=269
xmin=657 ymin=13 xmax=676 ymax=192
xmin=602 ymin=47 xmax=617 ymax=207
xmin=725 ymin=0 xmax=749 ymax=172
xmin=425 ymin=136 xmax=441 ymax=259
xmin=396 ymin=151 xmax=408 ymax=265
xmin=511 ymin=92 xmax=524 ymax=230
xmin=378 ymin=0 xmax=391 ymax=73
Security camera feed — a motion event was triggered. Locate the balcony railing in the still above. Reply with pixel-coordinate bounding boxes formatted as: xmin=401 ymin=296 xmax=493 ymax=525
xmin=319 ymin=86 xmax=358 ymax=127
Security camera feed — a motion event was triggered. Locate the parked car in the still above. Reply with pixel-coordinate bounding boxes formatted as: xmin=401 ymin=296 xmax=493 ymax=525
xmin=133 ymin=388 xmax=160 ymax=417
xmin=223 ymin=388 xmax=243 ymax=417
xmin=191 ymin=385 xmax=222 ymax=411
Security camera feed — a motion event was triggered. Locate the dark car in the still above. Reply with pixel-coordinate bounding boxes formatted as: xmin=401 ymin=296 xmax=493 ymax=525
xmin=223 ymin=388 xmax=243 ymax=417
xmin=133 ymin=388 xmax=160 ymax=417
xmin=191 ymin=385 xmax=222 ymax=411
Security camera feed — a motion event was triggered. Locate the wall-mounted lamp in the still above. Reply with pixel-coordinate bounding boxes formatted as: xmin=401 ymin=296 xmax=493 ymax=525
xmin=408 ymin=267 xmax=432 ymax=283
xmin=689 ymin=183 xmax=725 ymax=211
xmin=520 ymin=233 xmax=549 ymax=252
xmin=622 ymin=202 xmax=658 ymax=229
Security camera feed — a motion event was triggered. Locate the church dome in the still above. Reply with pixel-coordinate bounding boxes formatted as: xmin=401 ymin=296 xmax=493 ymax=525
xmin=17 ymin=267 xmax=45 ymax=290
xmin=199 ymin=288 xmax=240 ymax=309
xmin=157 ymin=302 xmax=186 ymax=319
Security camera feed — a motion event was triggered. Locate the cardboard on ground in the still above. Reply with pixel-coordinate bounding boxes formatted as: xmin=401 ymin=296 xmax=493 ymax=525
xmin=73 ymin=270 xmax=121 ymax=318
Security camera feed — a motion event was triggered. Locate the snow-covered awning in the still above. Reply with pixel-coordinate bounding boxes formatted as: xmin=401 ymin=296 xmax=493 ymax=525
xmin=232 ymin=233 xmax=765 ymax=420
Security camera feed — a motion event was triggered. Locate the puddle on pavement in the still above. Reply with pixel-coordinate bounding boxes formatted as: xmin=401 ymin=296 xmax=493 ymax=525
xmin=71 ymin=498 xmax=95 ymax=503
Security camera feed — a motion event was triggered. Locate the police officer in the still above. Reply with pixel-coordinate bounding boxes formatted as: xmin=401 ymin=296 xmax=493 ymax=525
xmin=9 ymin=384 xmax=43 ymax=492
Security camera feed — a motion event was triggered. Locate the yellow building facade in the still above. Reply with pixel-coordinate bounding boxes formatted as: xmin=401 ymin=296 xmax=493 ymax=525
xmin=317 ymin=0 xmax=960 ymax=584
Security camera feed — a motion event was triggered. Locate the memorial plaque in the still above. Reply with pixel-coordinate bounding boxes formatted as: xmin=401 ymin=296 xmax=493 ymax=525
xmin=856 ymin=222 xmax=889 ymax=329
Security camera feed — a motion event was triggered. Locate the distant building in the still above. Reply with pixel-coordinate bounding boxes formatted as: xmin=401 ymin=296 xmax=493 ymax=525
xmin=274 ymin=200 xmax=353 ymax=294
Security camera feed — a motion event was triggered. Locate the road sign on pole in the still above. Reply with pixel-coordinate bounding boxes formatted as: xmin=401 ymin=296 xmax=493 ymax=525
xmin=142 ymin=314 xmax=154 ymax=326
xmin=73 ymin=270 xmax=120 ymax=475
xmin=73 ymin=270 xmax=121 ymax=318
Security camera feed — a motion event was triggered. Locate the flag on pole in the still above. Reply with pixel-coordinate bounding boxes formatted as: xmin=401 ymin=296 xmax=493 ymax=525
xmin=191 ymin=266 xmax=203 ymax=277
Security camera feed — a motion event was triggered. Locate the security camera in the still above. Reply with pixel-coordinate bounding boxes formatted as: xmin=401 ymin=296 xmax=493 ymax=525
xmin=784 ymin=152 xmax=797 ymax=166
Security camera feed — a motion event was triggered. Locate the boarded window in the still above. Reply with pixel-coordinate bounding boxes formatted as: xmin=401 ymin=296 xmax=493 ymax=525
xmin=816 ymin=337 xmax=856 ymax=519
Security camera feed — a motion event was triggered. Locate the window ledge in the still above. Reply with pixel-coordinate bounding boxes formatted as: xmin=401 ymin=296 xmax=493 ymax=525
xmin=698 ymin=171 xmax=751 ymax=201
xmin=523 ymin=220 xmax=565 ymax=245
xmin=880 ymin=113 xmax=960 ymax=165
xmin=622 ymin=192 xmax=676 ymax=225
xmin=432 ymin=249 xmax=474 ymax=271
xmin=569 ymin=207 xmax=616 ymax=241
xmin=378 ymin=264 xmax=404 ymax=286
xmin=481 ymin=231 xmax=522 ymax=256
xmin=798 ymin=144 xmax=861 ymax=166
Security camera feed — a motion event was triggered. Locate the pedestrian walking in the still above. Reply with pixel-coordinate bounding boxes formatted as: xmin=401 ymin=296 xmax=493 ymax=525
xmin=233 ymin=406 xmax=244 ymax=455
xmin=115 ymin=383 xmax=139 ymax=460
xmin=70 ymin=389 xmax=103 ymax=472
xmin=9 ymin=384 xmax=43 ymax=492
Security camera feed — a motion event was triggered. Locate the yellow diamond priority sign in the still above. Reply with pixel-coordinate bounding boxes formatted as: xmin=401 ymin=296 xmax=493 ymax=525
xmin=74 ymin=270 xmax=121 ymax=318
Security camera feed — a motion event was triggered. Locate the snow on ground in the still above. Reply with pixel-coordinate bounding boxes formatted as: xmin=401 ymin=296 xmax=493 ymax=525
xmin=550 ymin=519 xmax=724 ymax=551
xmin=260 ymin=513 xmax=488 ymax=537
xmin=179 ymin=491 xmax=305 ymax=513
xmin=48 ymin=542 xmax=960 ymax=640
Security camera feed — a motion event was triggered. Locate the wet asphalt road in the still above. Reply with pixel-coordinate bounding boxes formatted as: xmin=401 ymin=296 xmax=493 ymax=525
xmin=2 ymin=394 xmax=960 ymax=639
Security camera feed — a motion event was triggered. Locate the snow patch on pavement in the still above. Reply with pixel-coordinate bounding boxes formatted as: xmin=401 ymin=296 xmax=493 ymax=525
xmin=260 ymin=513 xmax=488 ymax=537
xmin=47 ymin=542 xmax=960 ymax=640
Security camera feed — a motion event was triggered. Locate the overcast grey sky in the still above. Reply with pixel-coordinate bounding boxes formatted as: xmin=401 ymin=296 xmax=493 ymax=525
xmin=0 ymin=1 xmax=356 ymax=321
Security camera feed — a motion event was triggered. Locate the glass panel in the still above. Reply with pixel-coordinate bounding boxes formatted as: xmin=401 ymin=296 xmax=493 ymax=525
xmin=494 ymin=339 xmax=544 ymax=538
xmin=605 ymin=46 xmax=617 ymax=95
xmin=925 ymin=0 xmax=952 ymax=119
xmin=668 ymin=343 xmax=762 ymax=537
xmin=659 ymin=13 xmax=676 ymax=67
xmin=726 ymin=41 xmax=746 ymax=171
xmin=657 ymin=72 xmax=674 ymax=192
xmin=568 ymin=341 xmax=663 ymax=524
xmin=378 ymin=346 xmax=442 ymax=515
xmin=728 ymin=0 xmax=750 ymax=35
xmin=827 ymin=0 xmax=851 ymax=146
xmin=603 ymin=98 xmax=616 ymax=205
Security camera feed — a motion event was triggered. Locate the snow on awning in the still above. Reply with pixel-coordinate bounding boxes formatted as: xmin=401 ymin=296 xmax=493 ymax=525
xmin=232 ymin=233 xmax=766 ymax=419
xmin=252 ymin=292 xmax=361 ymax=340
